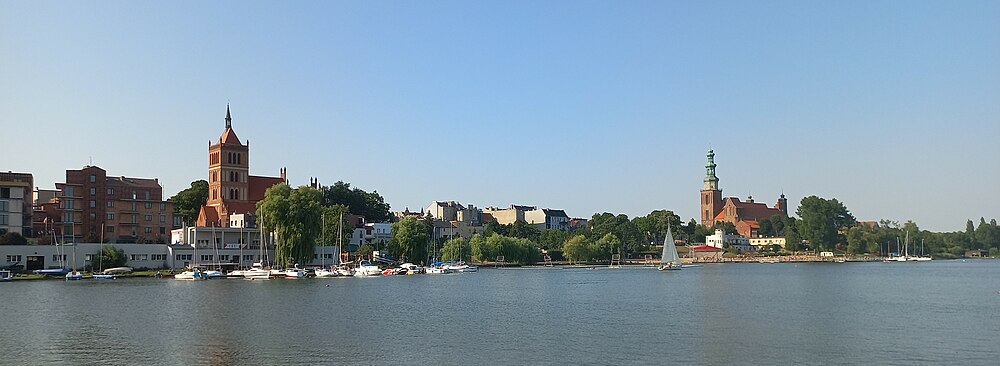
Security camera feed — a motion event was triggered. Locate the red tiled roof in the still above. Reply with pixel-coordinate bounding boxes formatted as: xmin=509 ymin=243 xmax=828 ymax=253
xmin=219 ymin=128 xmax=241 ymax=145
xmin=724 ymin=197 xmax=784 ymax=221
xmin=691 ymin=245 xmax=724 ymax=251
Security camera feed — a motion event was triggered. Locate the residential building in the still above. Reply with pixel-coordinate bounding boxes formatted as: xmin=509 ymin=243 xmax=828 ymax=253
xmin=426 ymin=200 xmax=483 ymax=226
xmin=699 ymin=149 xmax=788 ymax=237
xmin=749 ymin=237 xmax=787 ymax=249
xmin=197 ymin=105 xmax=287 ymax=228
xmin=524 ymin=208 xmax=569 ymax=230
xmin=46 ymin=165 xmax=177 ymax=243
xmin=0 ymin=171 xmax=33 ymax=236
xmin=483 ymin=204 xmax=535 ymax=225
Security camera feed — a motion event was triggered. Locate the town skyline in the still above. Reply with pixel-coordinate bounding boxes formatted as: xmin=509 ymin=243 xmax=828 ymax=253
xmin=3 ymin=1 xmax=998 ymax=232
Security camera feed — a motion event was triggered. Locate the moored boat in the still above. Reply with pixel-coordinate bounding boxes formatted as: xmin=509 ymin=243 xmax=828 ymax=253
xmin=353 ymin=262 xmax=382 ymax=277
xmin=0 ymin=270 xmax=13 ymax=282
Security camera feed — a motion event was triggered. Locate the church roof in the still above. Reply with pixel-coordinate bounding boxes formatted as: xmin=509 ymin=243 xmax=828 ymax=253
xmin=248 ymin=175 xmax=285 ymax=202
xmin=219 ymin=127 xmax=242 ymax=145
xmin=723 ymin=197 xmax=784 ymax=221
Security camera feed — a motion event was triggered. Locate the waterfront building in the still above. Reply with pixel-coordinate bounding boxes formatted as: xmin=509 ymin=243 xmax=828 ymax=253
xmin=36 ymin=165 xmax=178 ymax=243
xmin=0 ymin=171 xmax=33 ymax=236
xmin=748 ymin=237 xmax=787 ymax=249
xmin=705 ymin=229 xmax=754 ymax=251
xmin=699 ymin=149 xmax=787 ymax=237
xmin=197 ymin=105 xmax=286 ymax=228
xmin=426 ymin=200 xmax=483 ymax=226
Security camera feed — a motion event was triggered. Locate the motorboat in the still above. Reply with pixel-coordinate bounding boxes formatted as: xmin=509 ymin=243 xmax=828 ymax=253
xmin=335 ymin=265 xmax=354 ymax=277
xmin=284 ymin=268 xmax=308 ymax=279
xmin=175 ymin=269 xmax=209 ymax=280
xmin=444 ymin=261 xmax=478 ymax=273
xmin=33 ymin=268 xmax=69 ymax=276
xmin=314 ymin=267 xmax=338 ymax=278
xmin=399 ymin=263 xmax=424 ymax=275
xmin=425 ymin=264 xmax=453 ymax=274
xmin=92 ymin=274 xmax=116 ymax=280
xmin=353 ymin=262 xmax=382 ymax=277
xmin=241 ymin=268 xmax=273 ymax=280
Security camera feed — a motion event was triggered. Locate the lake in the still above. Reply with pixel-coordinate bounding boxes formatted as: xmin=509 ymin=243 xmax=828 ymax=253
xmin=1 ymin=260 xmax=998 ymax=365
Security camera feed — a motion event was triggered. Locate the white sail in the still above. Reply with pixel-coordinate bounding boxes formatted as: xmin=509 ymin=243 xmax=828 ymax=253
xmin=660 ymin=225 xmax=680 ymax=265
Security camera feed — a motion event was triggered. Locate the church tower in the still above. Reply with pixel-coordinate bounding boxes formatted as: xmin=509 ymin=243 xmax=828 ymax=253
xmin=204 ymin=105 xmax=250 ymax=227
xmin=700 ymin=149 xmax=723 ymax=226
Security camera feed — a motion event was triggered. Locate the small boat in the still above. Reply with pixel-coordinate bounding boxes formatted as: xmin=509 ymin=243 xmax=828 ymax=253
xmin=241 ymin=267 xmax=273 ymax=280
xmin=444 ymin=261 xmax=477 ymax=272
xmin=425 ymin=263 xmax=453 ymax=274
xmin=92 ymin=274 xmax=117 ymax=280
xmin=400 ymin=263 xmax=424 ymax=274
xmin=65 ymin=270 xmax=85 ymax=280
xmin=335 ymin=265 xmax=354 ymax=277
xmin=0 ymin=270 xmax=13 ymax=282
xmin=657 ymin=224 xmax=682 ymax=271
xmin=284 ymin=267 xmax=308 ymax=278
xmin=353 ymin=261 xmax=382 ymax=277
xmin=102 ymin=267 xmax=133 ymax=275
xmin=175 ymin=269 xmax=209 ymax=280
xmin=33 ymin=268 xmax=69 ymax=276
xmin=314 ymin=267 xmax=338 ymax=278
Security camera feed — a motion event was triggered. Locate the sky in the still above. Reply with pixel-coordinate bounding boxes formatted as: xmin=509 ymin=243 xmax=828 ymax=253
xmin=1 ymin=1 xmax=997 ymax=232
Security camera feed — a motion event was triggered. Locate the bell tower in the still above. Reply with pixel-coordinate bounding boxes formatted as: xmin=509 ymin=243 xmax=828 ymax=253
xmin=700 ymin=149 xmax=723 ymax=226
xmin=205 ymin=104 xmax=250 ymax=226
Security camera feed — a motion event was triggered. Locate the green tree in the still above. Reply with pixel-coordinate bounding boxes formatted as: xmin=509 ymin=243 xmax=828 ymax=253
xmin=758 ymin=217 xmax=774 ymax=237
xmin=356 ymin=244 xmax=374 ymax=260
xmin=562 ymin=235 xmax=591 ymax=263
xmin=257 ymin=184 xmax=323 ymax=267
xmin=320 ymin=181 xmax=391 ymax=222
xmin=511 ymin=220 xmax=542 ymax=242
xmin=169 ymin=180 xmax=208 ymax=226
xmin=589 ymin=213 xmax=641 ymax=254
xmin=318 ymin=204 xmax=352 ymax=248
xmin=592 ymin=233 xmax=622 ymax=261
xmin=469 ymin=233 xmax=488 ymax=262
xmin=388 ymin=217 xmax=430 ymax=263
xmin=96 ymin=246 xmax=127 ymax=269
xmin=539 ymin=230 xmax=571 ymax=251
xmin=796 ymin=196 xmax=855 ymax=250
xmin=0 ymin=232 xmax=28 ymax=245
xmin=441 ymin=237 xmax=471 ymax=262
xmin=975 ymin=218 xmax=1000 ymax=249
xmin=633 ymin=210 xmax=682 ymax=247
xmin=711 ymin=221 xmax=737 ymax=235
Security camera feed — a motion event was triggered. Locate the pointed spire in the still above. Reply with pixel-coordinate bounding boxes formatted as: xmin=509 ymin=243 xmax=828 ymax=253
xmin=225 ymin=104 xmax=232 ymax=129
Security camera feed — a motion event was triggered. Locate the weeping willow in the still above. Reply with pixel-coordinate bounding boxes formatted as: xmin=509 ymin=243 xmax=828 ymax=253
xmin=257 ymin=184 xmax=322 ymax=268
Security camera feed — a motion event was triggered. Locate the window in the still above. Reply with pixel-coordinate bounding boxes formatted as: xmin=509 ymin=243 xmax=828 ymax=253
xmin=63 ymin=212 xmax=73 ymax=223
xmin=6 ymin=255 xmax=22 ymax=263
xmin=89 ymin=187 xmax=96 ymax=195
xmin=144 ymin=215 xmax=151 ymax=221
xmin=89 ymin=213 xmax=96 ymax=220
xmin=65 ymin=199 xmax=74 ymax=209
xmin=89 ymin=200 xmax=96 ymax=208
xmin=0 ymin=187 xmax=9 ymax=198
xmin=175 ymin=254 xmax=192 ymax=261
xmin=151 ymin=254 xmax=167 ymax=261
xmin=159 ymin=203 xmax=165 ymax=211
xmin=0 ymin=201 xmax=7 ymax=212
xmin=243 ymin=255 xmax=254 ymax=261
xmin=201 ymin=255 xmax=213 ymax=261
xmin=107 ymin=225 xmax=115 ymax=233
xmin=64 ymin=186 xmax=74 ymax=196
xmin=107 ymin=213 xmax=115 ymax=220
xmin=159 ymin=215 xmax=166 ymax=223
xmin=107 ymin=188 xmax=114 ymax=195
xmin=145 ymin=202 xmax=151 ymax=209
xmin=107 ymin=201 xmax=114 ymax=208
xmin=218 ymin=255 xmax=229 ymax=261
xmin=89 ymin=175 xmax=96 ymax=182
xmin=159 ymin=227 xmax=165 ymax=234
xmin=52 ymin=254 xmax=67 ymax=261
xmin=144 ymin=227 xmax=152 ymax=233
xmin=129 ymin=254 xmax=148 ymax=261
xmin=145 ymin=191 xmax=150 ymax=200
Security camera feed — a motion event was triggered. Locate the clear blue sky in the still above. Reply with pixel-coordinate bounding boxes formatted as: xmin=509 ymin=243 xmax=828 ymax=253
xmin=2 ymin=1 xmax=997 ymax=232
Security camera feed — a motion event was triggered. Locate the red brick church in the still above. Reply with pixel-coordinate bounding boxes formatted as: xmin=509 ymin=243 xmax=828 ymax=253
xmin=196 ymin=106 xmax=286 ymax=227
xmin=699 ymin=150 xmax=787 ymax=238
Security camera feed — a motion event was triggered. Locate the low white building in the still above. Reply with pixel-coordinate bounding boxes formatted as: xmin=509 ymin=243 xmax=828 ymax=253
xmin=705 ymin=229 xmax=754 ymax=252
xmin=749 ymin=237 xmax=786 ymax=249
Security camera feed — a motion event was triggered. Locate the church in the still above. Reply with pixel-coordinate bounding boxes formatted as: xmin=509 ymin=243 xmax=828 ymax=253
xmin=699 ymin=150 xmax=787 ymax=238
xmin=196 ymin=106 xmax=287 ymax=228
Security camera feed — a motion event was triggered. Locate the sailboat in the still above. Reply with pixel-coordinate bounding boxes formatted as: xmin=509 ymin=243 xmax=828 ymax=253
xmin=910 ymin=238 xmax=933 ymax=261
xmin=315 ymin=213 xmax=339 ymax=278
xmin=657 ymin=224 xmax=682 ymax=271
xmin=93 ymin=224 xmax=116 ymax=279
xmin=65 ymin=242 xmax=84 ymax=280
xmin=242 ymin=216 xmax=274 ymax=280
xmin=175 ymin=226 xmax=209 ymax=280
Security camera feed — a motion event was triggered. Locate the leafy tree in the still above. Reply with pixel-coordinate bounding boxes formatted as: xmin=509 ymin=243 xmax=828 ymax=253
xmin=975 ymin=218 xmax=1000 ymax=250
xmin=97 ymin=246 xmax=127 ymax=269
xmin=320 ymin=181 xmax=391 ymax=222
xmin=484 ymin=221 xmax=509 ymax=237
xmin=441 ymin=237 xmax=471 ymax=262
xmin=539 ymin=229 xmax=571 ymax=251
xmin=711 ymin=221 xmax=737 ymax=235
xmin=592 ymin=233 xmax=622 ymax=261
xmin=388 ymin=216 xmax=429 ymax=263
xmin=356 ymin=244 xmax=374 ymax=260
xmin=758 ymin=217 xmax=774 ymax=237
xmin=318 ymin=204 xmax=352 ymax=248
xmin=469 ymin=233 xmax=487 ymax=262
xmin=796 ymin=196 xmax=855 ymax=250
xmin=0 ymin=232 xmax=28 ymax=245
xmin=257 ymin=184 xmax=323 ymax=267
xmin=680 ymin=219 xmax=698 ymax=242
xmin=170 ymin=180 xmax=208 ymax=226
xmin=562 ymin=235 xmax=591 ymax=263
xmin=589 ymin=213 xmax=641 ymax=254
xmin=511 ymin=220 xmax=542 ymax=242
xmin=633 ymin=210 xmax=681 ymax=247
